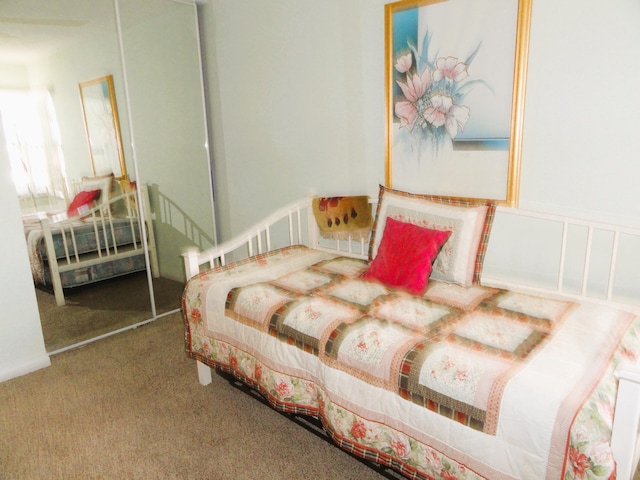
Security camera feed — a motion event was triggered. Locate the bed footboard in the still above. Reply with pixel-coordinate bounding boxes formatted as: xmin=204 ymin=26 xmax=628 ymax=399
xmin=40 ymin=186 xmax=156 ymax=306
xmin=611 ymin=369 xmax=640 ymax=479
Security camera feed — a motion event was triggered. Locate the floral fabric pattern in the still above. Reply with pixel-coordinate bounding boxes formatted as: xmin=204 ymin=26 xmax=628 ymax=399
xmin=182 ymin=246 xmax=640 ymax=480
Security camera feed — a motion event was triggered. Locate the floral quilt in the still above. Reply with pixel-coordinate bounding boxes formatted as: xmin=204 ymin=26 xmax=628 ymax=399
xmin=183 ymin=246 xmax=640 ymax=480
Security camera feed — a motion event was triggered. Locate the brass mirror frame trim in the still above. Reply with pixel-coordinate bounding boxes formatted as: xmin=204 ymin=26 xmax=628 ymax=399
xmin=78 ymin=74 xmax=127 ymax=179
xmin=384 ymin=0 xmax=532 ymax=207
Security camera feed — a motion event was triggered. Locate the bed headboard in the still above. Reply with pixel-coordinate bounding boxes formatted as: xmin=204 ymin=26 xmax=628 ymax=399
xmin=183 ymin=195 xmax=640 ymax=313
xmin=481 ymin=206 xmax=640 ymax=312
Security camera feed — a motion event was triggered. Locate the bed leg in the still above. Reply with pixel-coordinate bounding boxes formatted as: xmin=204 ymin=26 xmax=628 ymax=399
xmin=197 ymin=360 xmax=212 ymax=386
xmin=611 ymin=369 xmax=640 ymax=480
xmin=41 ymin=218 xmax=66 ymax=306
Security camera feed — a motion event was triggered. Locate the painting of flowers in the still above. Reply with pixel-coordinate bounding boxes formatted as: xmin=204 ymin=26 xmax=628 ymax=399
xmin=385 ymin=0 xmax=531 ymax=204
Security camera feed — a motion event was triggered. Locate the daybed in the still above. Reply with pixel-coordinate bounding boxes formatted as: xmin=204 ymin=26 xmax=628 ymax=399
xmin=182 ymin=186 xmax=640 ymax=480
xmin=23 ymin=176 xmax=158 ymax=306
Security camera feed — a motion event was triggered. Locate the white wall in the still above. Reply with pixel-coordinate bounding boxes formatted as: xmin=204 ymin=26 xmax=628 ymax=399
xmin=200 ymin=0 xmax=387 ymax=238
xmin=202 ymin=0 xmax=640 ymax=229
xmin=0 ymin=128 xmax=50 ymax=382
xmin=201 ymin=0 xmax=640 ymax=282
xmin=518 ymin=0 xmax=640 ymax=226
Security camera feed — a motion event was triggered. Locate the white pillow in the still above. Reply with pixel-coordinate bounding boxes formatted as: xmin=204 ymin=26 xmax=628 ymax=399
xmin=77 ymin=175 xmax=113 ymax=214
xmin=369 ymin=185 xmax=496 ymax=287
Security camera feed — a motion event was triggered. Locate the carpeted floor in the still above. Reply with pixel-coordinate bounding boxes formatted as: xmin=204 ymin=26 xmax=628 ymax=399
xmin=36 ymin=272 xmax=184 ymax=353
xmin=0 ymin=313 xmax=388 ymax=480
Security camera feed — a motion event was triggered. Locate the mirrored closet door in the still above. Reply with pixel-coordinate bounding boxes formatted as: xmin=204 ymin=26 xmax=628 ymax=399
xmin=5 ymin=0 xmax=215 ymax=353
xmin=115 ymin=0 xmax=216 ymax=319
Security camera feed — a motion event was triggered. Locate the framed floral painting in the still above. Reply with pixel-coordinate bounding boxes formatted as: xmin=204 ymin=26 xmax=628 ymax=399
xmin=385 ymin=0 xmax=531 ymax=205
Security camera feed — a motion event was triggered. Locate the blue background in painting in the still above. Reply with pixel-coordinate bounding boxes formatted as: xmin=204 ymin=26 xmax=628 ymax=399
xmin=391 ymin=9 xmax=417 ymax=101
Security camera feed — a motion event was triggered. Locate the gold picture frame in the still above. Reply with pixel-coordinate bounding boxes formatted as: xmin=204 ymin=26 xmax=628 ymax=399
xmin=78 ymin=75 xmax=127 ymax=179
xmin=385 ymin=0 xmax=531 ymax=206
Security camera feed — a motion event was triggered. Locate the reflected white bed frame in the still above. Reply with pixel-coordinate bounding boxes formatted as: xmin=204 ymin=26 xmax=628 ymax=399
xmin=38 ymin=184 xmax=158 ymax=307
xmin=183 ymin=196 xmax=640 ymax=479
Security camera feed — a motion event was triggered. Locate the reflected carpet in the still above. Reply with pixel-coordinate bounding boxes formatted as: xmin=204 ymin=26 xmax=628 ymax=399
xmin=36 ymin=272 xmax=184 ymax=352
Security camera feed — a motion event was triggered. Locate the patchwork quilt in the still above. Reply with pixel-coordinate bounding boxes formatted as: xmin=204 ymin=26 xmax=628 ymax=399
xmin=183 ymin=246 xmax=640 ymax=480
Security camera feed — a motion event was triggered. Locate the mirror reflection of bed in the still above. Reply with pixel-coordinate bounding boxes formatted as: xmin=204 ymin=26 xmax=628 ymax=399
xmin=1 ymin=0 xmax=216 ymax=353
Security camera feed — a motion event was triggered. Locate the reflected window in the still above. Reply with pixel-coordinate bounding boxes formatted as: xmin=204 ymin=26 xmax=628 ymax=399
xmin=0 ymin=90 xmax=68 ymax=201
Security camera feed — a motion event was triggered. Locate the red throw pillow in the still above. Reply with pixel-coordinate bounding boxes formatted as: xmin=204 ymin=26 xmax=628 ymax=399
xmin=67 ymin=189 xmax=102 ymax=217
xmin=362 ymin=217 xmax=451 ymax=295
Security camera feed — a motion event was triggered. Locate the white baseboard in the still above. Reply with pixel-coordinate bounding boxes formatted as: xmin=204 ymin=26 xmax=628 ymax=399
xmin=0 ymin=355 xmax=51 ymax=383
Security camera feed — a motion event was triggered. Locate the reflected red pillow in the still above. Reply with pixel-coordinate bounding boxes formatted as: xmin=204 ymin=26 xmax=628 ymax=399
xmin=362 ymin=217 xmax=451 ymax=295
xmin=67 ymin=189 xmax=101 ymax=217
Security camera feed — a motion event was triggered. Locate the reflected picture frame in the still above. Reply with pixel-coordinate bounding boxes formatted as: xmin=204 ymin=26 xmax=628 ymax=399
xmin=78 ymin=75 xmax=127 ymax=179
xmin=385 ymin=0 xmax=531 ymax=206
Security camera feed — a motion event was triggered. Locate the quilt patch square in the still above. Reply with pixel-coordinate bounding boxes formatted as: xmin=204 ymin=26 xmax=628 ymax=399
xmin=325 ymin=317 xmax=420 ymax=387
xmin=269 ymin=296 xmax=361 ymax=354
xmin=368 ymin=294 xmax=457 ymax=334
xmin=423 ymin=281 xmax=498 ymax=311
xmin=226 ymin=283 xmax=293 ymax=329
xmin=400 ymin=341 xmax=514 ymax=431
xmin=452 ymin=312 xmax=545 ymax=358
xmin=270 ymin=269 xmax=333 ymax=293
xmin=326 ymin=279 xmax=388 ymax=306
xmin=480 ymin=291 xmax=575 ymax=332
xmin=314 ymin=257 xmax=369 ymax=277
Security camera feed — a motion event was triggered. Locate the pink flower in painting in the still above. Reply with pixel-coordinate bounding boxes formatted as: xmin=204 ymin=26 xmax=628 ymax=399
xmin=395 ymin=101 xmax=419 ymax=132
xmin=275 ymin=378 xmax=293 ymax=399
xmin=423 ymin=95 xmax=470 ymax=140
xmin=392 ymin=28 xmax=485 ymax=149
xmin=433 ymin=56 xmax=469 ymax=83
xmin=395 ymin=53 xmax=413 ymax=73
xmin=396 ymin=68 xmax=431 ymax=103
xmin=350 ymin=420 xmax=367 ymax=439
xmin=569 ymin=446 xmax=591 ymax=478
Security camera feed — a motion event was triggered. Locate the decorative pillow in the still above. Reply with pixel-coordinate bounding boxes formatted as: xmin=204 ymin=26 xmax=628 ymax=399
xmin=362 ymin=217 xmax=451 ymax=295
xmin=79 ymin=174 xmax=114 ymax=214
xmin=67 ymin=189 xmax=102 ymax=217
xmin=369 ymin=185 xmax=496 ymax=287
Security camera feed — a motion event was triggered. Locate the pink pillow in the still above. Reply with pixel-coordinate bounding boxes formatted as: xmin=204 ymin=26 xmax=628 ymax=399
xmin=67 ymin=189 xmax=102 ymax=217
xmin=362 ymin=217 xmax=451 ymax=295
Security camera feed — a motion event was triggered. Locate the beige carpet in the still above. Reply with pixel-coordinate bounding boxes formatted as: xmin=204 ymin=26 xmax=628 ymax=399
xmin=0 ymin=312 xmax=388 ymax=480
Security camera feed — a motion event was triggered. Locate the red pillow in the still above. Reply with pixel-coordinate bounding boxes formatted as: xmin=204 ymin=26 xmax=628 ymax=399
xmin=67 ymin=189 xmax=102 ymax=217
xmin=361 ymin=217 xmax=451 ymax=295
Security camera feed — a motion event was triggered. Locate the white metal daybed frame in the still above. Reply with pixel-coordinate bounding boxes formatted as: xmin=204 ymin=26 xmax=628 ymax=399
xmin=38 ymin=184 xmax=159 ymax=307
xmin=183 ymin=196 xmax=640 ymax=480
